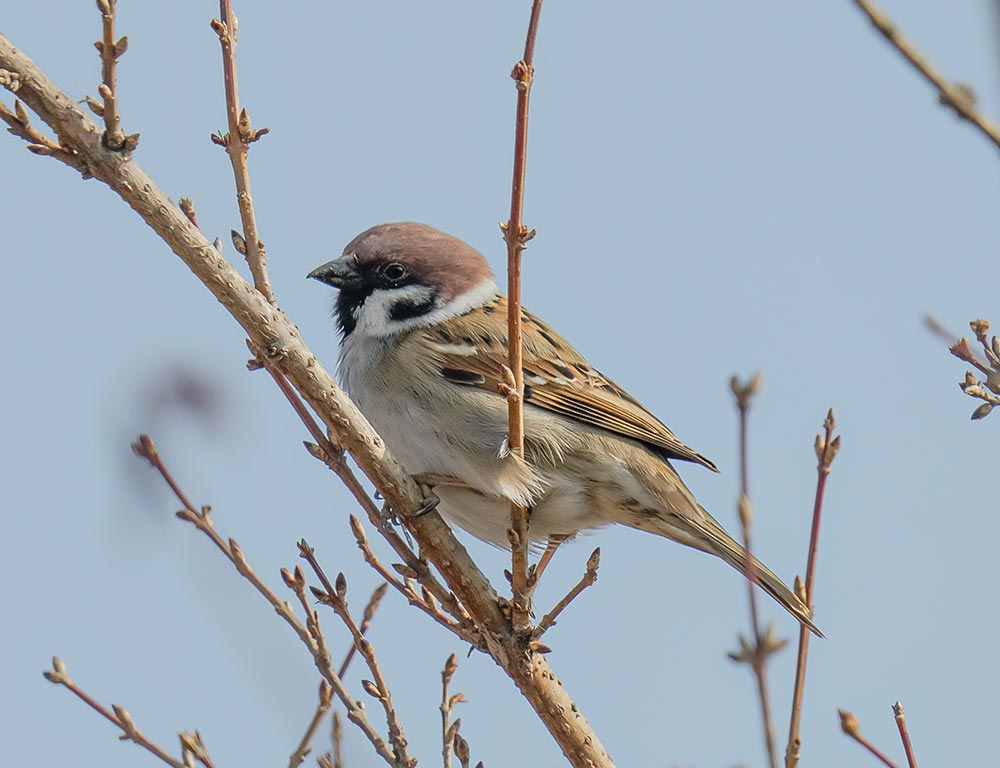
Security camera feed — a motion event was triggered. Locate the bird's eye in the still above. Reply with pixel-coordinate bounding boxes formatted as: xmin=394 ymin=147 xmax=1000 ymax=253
xmin=382 ymin=263 xmax=408 ymax=282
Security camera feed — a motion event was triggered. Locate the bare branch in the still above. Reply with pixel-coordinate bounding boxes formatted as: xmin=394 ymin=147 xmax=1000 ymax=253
xmin=288 ymin=681 xmax=333 ymax=768
xmin=534 ymin=548 xmax=600 ymax=637
xmin=131 ymin=435 xmax=403 ymax=767
xmin=0 ymin=35 xmax=615 ymax=767
xmin=729 ymin=373 xmax=779 ymax=768
xmin=0 ymin=97 xmax=84 ymax=171
xmin=786 ymin=410 xmax=839 ymax=767
xmin=210 ymin=1 xmax=274 ymax=303
xmin=849 ymin=0 xmax=1000 ymax=151
xmin=338 ymin=583 xmax=389 ymax=678
xmin=300 ymin=543 xmax=414 ymax=767
xmin=440 ymin=654 xmax=464 ymax=768
xmin=892 ymin=702 xmax=919 ymax=768
xmin=501 ymin=0 xmax=544 ymax=633
xmin=838 ymin=709 xmax=900 ymax=768
xmin=94 ymin=0 xmax=137 ymax=151
xmin=42 ymin=657 xmax=189 ymax=768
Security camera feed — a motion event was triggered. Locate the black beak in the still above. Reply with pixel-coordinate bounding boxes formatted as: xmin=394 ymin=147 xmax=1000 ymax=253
xmin=307 ymin=257 xmax=360 ymax=289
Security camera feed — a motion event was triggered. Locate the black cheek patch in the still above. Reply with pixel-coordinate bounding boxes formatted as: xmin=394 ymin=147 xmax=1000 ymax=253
xmin=441 ymin=368 xmax=487 ymax=386
xmin=388 ymin=290 xmax=439 ymax=322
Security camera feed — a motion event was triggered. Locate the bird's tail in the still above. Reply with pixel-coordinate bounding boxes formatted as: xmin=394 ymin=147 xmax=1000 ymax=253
xmin=639 ymin=509 xmax=823 ymax=637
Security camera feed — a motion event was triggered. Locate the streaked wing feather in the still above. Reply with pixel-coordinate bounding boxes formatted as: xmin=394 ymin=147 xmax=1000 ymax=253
xmin=424 ymin=296 xmax=718 ymax=472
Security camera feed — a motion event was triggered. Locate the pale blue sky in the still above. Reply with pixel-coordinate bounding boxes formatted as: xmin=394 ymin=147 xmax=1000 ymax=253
xmin=3 ymin=2 xmax=998 ymax=766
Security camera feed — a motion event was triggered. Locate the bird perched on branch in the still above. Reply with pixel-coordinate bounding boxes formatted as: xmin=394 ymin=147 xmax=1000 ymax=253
xmin=309 ymin=222 xmax=819 ymax=635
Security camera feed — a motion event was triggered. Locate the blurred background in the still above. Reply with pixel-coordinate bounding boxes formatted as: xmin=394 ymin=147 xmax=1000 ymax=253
xmin=3 ymin=2 xmax=998 ymax=766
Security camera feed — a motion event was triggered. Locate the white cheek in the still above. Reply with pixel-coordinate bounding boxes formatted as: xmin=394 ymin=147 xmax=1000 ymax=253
xmin=351 ymin=285 xmax=438 ymax=338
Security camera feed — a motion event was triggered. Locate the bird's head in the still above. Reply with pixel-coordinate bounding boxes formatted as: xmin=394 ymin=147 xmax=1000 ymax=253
xmin=309 ymin=222 xmax=498 ymax=339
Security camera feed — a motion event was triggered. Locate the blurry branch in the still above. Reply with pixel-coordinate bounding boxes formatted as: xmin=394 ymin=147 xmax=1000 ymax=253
xmin=785 ymin=410 xmax=840 ymax=768
xmin=42 ymin=657 xmax=198 ymax=768
xmin=501 ymin=0 xmax=544 ymax=634
xmin=317 ymin=711 xmax=344 ymax=768
xmin=534 ymin=548 xmax=600 ymax=637
xmin=892 ymin=702 xmax=919 ymax=768
xmin=838 ymin=709 xmax=900 ymax=768
xmin=299 ymin=543 xmax=414 ymax=767
xmin=849 ymin=0 xmax=1000 ymax=151
xmin=947 ymin=318 xmax=1000 ymax=420
xmin=210 ymin=0 xmax=273 ymax=303
xmin=0 ymin=23 xmax=614 ymax=768
xmin=728 ymin=373 xmax=784 ymax=768
xmin=131 ymin=435 xmax=405 ymax=767
xmin=288 ymin=681 xmax=333 ymax=768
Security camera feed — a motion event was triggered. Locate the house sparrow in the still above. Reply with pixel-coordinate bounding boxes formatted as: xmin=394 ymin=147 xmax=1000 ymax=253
xmin=309 ymin=222 xmax=818 ymax=634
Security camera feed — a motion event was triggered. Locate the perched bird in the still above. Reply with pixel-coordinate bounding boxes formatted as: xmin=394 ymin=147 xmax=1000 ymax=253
xmin=309 ymin=222 xmax=818 ymax=634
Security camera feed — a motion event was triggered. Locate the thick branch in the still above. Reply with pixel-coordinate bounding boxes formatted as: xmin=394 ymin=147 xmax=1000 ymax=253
xmin=0 ymin=35 xmax=613 ymax=768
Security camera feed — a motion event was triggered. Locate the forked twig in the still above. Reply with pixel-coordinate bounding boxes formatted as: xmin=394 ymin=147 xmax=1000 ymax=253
xmin=839 ymin=709 xmax=900 ymax=768
xmin=299 ymin=543 xmax=413 ymax=767
xmin=849 ymin=0 xmax=1000 ymax=151
xmin=502 ymin=0 xmax=544 ymax=633
xmin=337 ymin=582 xmax=389 ymax=678
xmin=785 ymin=410 xmax=839 ymax=767
xmin=534 ymin=548 xmax=600 ymax=637
xmin=892 ymin=702 xmax=919 ymax=768
xmin=0 ymin=96 xmax=84 ymax=170
xmin=288 ymin=681 xmax=332 ymax=768
xmin=131 ymin=434 xmax=403 ymax=767
xmin=42 ymin=657 xmax=191 ymax=768
xmin=210 ymin=0 xmax=274 ymax=303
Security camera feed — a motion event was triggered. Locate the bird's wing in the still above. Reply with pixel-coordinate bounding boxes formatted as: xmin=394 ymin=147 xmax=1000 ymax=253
xmin=422 ymin=294 xmax=718 ymax=471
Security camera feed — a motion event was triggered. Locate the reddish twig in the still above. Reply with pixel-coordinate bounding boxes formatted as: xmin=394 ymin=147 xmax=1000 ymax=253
xmin=839 ymin=710 xmax=900 ymax=768
xmin=501 ymin=0 xmax=543 ymax=633
xmin=849 ymin=0 xmax=1000 ymax=151
xmin=42 ymin=658 xmax=190 ymax=768
xmin=785 ymin=409 xmax=839 ymax=767
xmin=892 ymin=702 xmax=919 ymax=768
xmin=210 ymin=1 xmax=274 ymax=304
xmin=729 ymin=373 xmax=779 ymax=768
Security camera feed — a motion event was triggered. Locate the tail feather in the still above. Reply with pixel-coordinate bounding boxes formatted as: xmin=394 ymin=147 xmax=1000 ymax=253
xmin=633 ymin=507 xmax=823 ymax=637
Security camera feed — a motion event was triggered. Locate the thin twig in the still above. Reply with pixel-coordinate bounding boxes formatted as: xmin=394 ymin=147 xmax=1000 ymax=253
xmin=534 ymin=548 xmax=600 ymax=636
xmin=42 ymin=658 xmax=188 ymax=768
xmin=849 ymin=0 xmax=1000 ymax=151
xmin=288 ymin=681 xmax=333 ymax=768
xmin=338 ymin=583 xmax=389 ymax=678
xmin=440 ymin=654 xmax=465 ymax=768
xmin=300 ymin=542 xmax=414 ymax=767
xmin=892 ymin=702 xmax=919 ymax=768
xmin=730 ymin=373 xmax=778 ymax=768
xmin=948 ymin=319 xmax=1000 ymax=419
xmin=839 ymin=710 xmax=900 ymax=768
xmin=210 ymin=1 xmax=274 ymax=303
xmin=785 ymin=410 xmax=839 ymax=768
xmin=0 ymin=98 xmax=84 ymax=170
xmin=131 ymin=435 xmax=403 ymax=767
xmin=95 ymin=0 xmax=136 ymax=151
xmin=501 ymin=0 xmax=544 ymax=633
